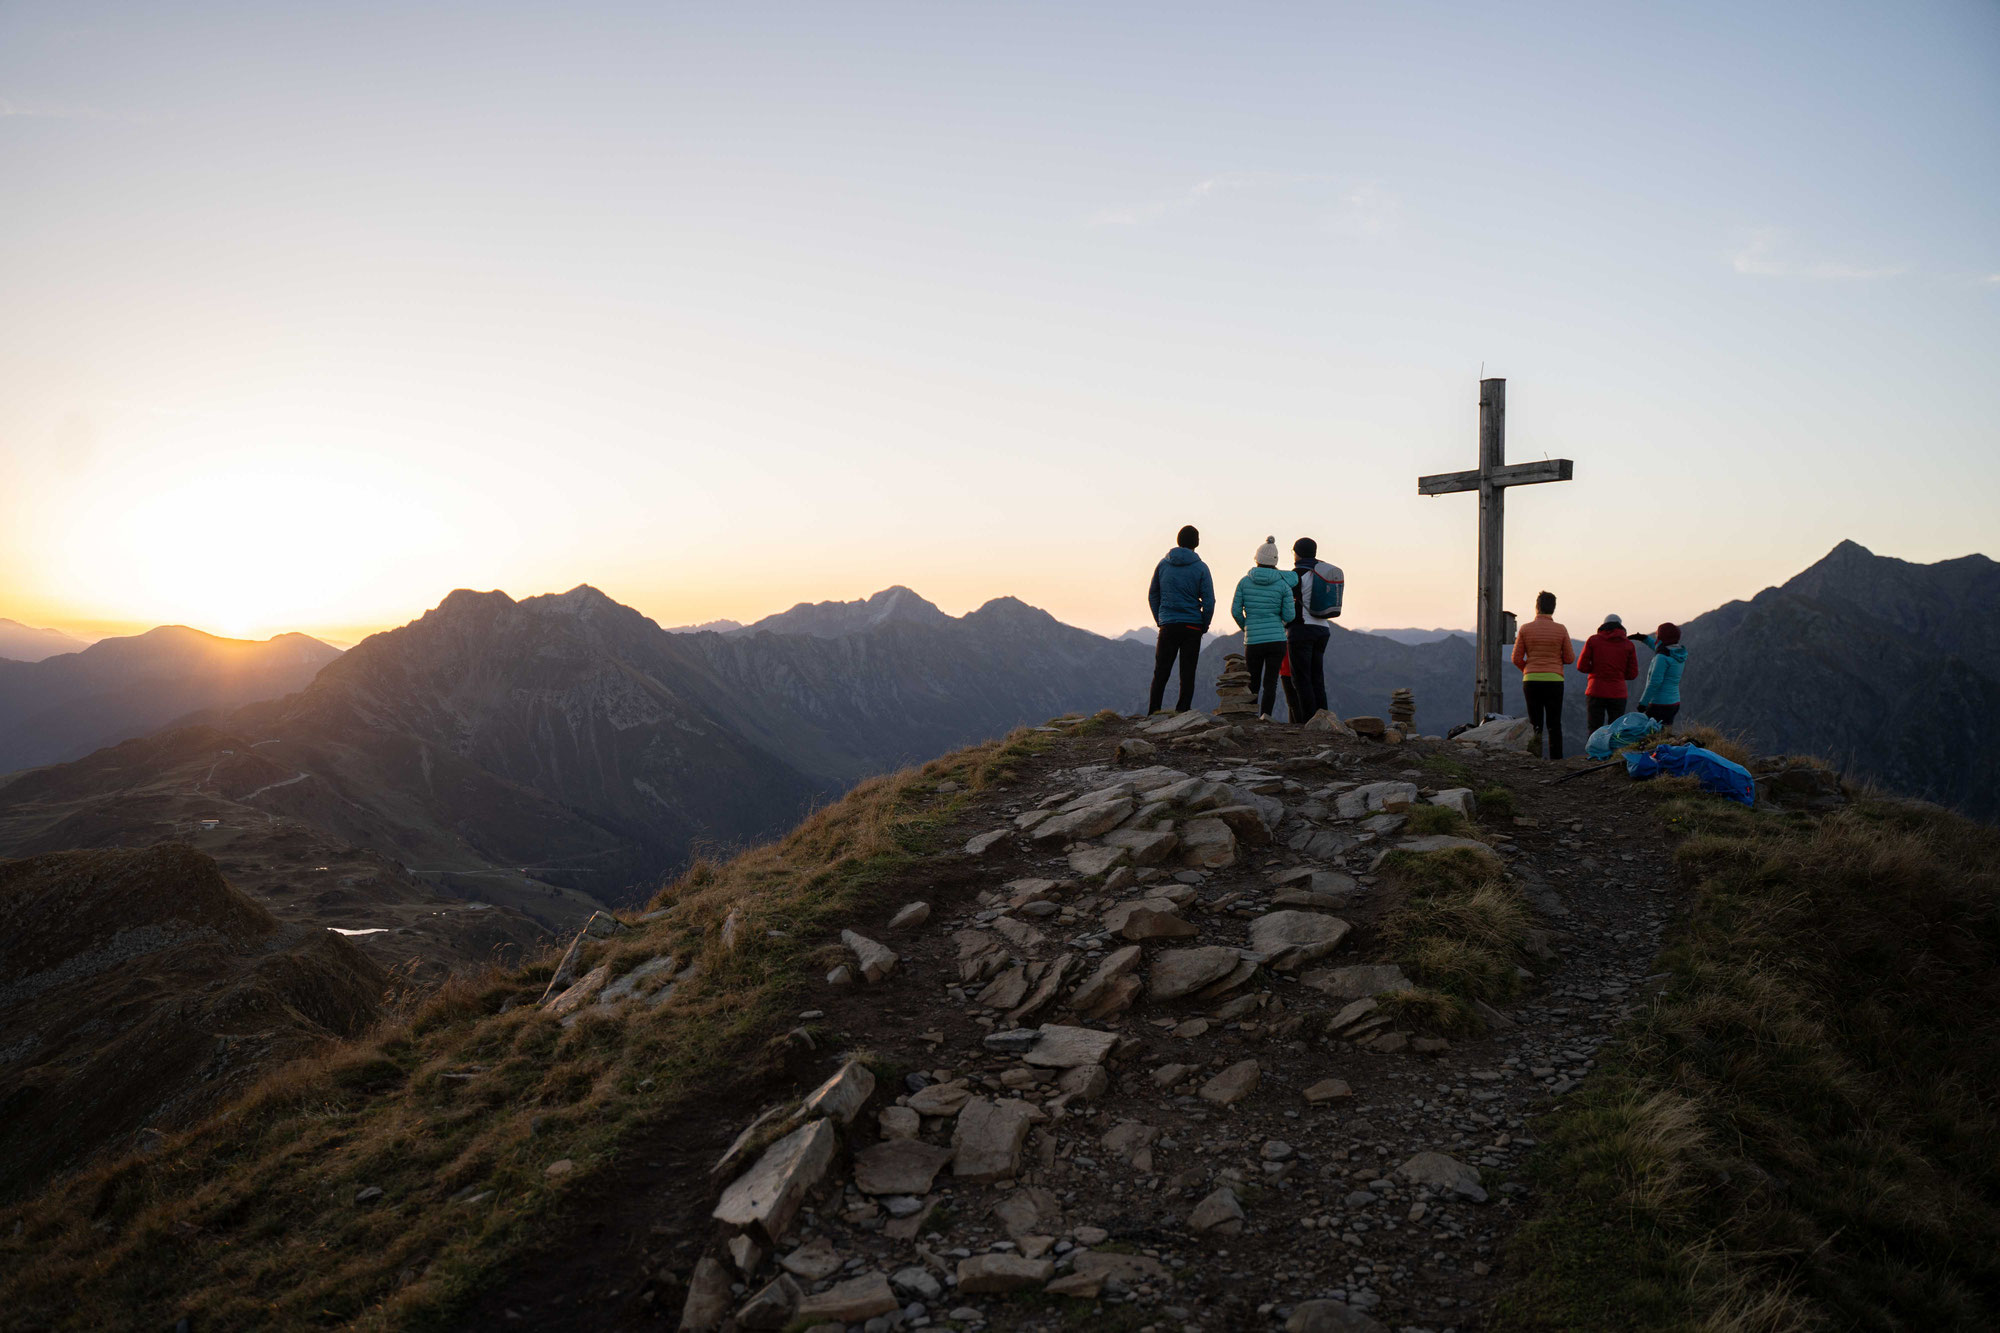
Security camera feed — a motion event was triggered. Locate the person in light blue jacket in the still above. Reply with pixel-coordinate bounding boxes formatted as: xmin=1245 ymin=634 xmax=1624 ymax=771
xmin=1146 ymin=525 xmax=1215 ymax=713
xmin=1634 ymin=622 xmax=1688 ymax=727
xmin=1231 ymin=537 xmax=1297 ymax=720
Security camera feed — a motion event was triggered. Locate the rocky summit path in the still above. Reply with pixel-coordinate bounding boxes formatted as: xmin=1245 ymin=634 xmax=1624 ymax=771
xmin=478 ymin=711 xmax=1684 ymax=1333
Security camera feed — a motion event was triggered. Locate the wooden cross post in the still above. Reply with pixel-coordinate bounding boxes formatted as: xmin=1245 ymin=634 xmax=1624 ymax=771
xmin=1418 ymin=378 xmax=1575 ymax=725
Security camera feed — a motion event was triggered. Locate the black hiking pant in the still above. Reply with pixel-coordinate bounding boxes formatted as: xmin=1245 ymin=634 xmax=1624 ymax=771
xmin=1643 ymin=702 xmax=1680 ymax=727
xmin=1587 ymin=695 xmax=1627 ymax=733
xmin=1149 ymin=624 xmax=1204 ymax=713
xmin=1286 ymin=624 xmax=1330 ymax=720
xmin=1246 ymin=641 xmax=1285 ymax=718
xmin=1281 ymin=674 xmax=1303 ymax=724
xmin=1523 ymin=679 xmax=1565 ymax=759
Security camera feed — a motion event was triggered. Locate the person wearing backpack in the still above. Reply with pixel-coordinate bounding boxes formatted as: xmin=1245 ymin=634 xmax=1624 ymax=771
xmin=1146 ymin=524 xmax=1216 ymax=713
xmin=1286 ymin=536 xmax=1344 ymax=723
xmin=1576 ymin=613 xmax=1639 ymax=733
xmin=1633 ymin=622 xmax=1688 ymax=727
xmin=1230 ymin=536 xmax=1297 ymax=720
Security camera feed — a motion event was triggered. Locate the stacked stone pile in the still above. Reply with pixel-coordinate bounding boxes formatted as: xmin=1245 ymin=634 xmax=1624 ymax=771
xmin=1214 ymin=653 xmax=1258 ymax=718
xmin=1389 ymin=689 xmax=1415 ymax=735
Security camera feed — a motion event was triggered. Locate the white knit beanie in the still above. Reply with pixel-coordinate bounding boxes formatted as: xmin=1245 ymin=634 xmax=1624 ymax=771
xmin=1255 ymin=536 xmax=1279 ymax=567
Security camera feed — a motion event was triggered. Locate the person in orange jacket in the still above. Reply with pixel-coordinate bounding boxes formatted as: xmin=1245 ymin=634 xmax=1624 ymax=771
xmin=1576 ymin=613 xmax=1640 ymax=733
xmin=1511 ymin=590 xmax=1575 ymax=758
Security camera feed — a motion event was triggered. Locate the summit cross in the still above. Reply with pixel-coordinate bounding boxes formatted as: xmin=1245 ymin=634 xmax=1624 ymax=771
xmin=1418 ymin=377 xmax=1575 ymax=726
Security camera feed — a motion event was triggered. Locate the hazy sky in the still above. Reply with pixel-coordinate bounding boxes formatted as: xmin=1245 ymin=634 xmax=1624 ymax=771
xmin=3 ymin=1 xmax=1996 ymax=644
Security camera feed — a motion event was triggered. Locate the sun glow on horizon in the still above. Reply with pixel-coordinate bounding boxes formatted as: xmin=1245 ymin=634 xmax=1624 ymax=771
xmin=35 ymin=452 xmax=471 ymax=643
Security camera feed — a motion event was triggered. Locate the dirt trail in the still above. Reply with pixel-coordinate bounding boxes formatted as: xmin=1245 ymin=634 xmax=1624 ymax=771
xmin=466 ymin=715 xmax=1684 ymax=1332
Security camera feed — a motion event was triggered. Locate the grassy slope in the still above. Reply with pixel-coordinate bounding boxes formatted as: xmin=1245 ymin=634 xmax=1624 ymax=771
xmin=1497 ymin=787 xmax=2000 ymax=1331
xmin=0 ymin=725 xmax=1067 ymax=1331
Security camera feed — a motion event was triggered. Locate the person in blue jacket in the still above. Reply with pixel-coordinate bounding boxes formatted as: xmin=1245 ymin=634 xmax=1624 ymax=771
xmin=1147 ymin=525 xmax=1215 ymax=713
xmin=1231 ymin=536 xmax=1297 ymax=720
xmin=1634 ymin=622 xmax=1688 ymax=726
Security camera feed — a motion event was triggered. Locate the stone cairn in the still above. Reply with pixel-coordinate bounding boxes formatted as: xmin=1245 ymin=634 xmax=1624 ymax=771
xmin=1214 ymin=653 xmax=1258 ymax=718
xmin=1389 ymin=688 xmax=1415 ymax=734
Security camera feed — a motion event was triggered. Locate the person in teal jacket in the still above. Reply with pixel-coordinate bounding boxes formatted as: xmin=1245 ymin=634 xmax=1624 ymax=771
xmin=1634 ymin=622 xmax=1688 ymax=727
xmin=1231 ymin=536 xmax=1297 ymax=720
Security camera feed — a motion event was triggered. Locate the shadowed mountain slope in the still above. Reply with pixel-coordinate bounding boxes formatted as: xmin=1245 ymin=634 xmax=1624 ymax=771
xmin=1679 ymin=541 xmax=2000 ymax=819
xmin=0 ymin=845 xmax=385 ymax=1202
xmin=0 ymin=619 xmax=89 ymax=663
xmin=0 ymin=625 xmax=340 ymax=775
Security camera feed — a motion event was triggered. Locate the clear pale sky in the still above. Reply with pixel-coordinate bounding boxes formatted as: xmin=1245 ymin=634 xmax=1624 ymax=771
xmin=3 ymin=1 xmax=1996 ymax=644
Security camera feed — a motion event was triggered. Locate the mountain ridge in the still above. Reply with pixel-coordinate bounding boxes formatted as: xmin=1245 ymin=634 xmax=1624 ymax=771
xmin=0 ymin=626 xmax=342 ymax=775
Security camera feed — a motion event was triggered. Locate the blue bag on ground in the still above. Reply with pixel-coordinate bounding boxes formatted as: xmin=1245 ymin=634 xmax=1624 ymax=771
xmin=1585 ymin=712 xmax=1661 ymax=759
xmin=1623 ymin=744 xmax=1756 ymax=805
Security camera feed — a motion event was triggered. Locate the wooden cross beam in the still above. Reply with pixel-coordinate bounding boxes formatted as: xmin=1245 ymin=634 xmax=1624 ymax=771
xmin=1417 ymin=378 xmax=1576 ymax=726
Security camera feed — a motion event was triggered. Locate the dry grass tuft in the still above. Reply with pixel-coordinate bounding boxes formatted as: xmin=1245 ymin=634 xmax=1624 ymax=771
xmin=1474 ymin=784 xmax=1517 ymax=821
xmin=1667 ymin=722 xmax=1754 ymax=766
xmin=1378 ymin=847 xmax=1530 ymax=1003
xmin=1404 ymin=803 xmax=1473 ymax=837
xmin=1376 ymin=985 xmax=1481 ymax=1036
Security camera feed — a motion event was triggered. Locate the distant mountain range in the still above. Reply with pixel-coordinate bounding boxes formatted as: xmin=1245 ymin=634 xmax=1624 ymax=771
xmin=1362 ymin=627 xmax=1473 ymax=646
xmin=1 ymin=543 xmax=1990 ymax=949
xmin=0 ymin=626 xmax=342 ymax=774
xmin=0 ymin=586 xmax=1153 ymax=910
xmin=0 ymin=619 xmax=90 ymax=663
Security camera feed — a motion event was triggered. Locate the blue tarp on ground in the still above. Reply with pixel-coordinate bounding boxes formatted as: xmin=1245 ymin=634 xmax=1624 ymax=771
xmin=1585 ymin=712 xmax=1662 ymax=759
xmin=1624 ymin=744 xmax=1757 ymax=805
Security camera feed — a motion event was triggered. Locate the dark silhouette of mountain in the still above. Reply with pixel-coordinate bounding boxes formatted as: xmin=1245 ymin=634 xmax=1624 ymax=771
xmin=0 ymin=626 xmax=341 ymax=775
xmin=664 ymin=618 xmax=745 ymax=634
xmin=681 ymin=595 xmax=1155 ymax=783
xmin=0 ymin=844 xmax=384 ymax=1201
xmin=0 ymin=619 xmax=89 ymax=663
xmin=739 ymin=586 xmax=954 ymax=638
xmin=0 ymin=586 xmax=1154 ymax=909
xmin=1363 ymin=627 xmax=1472 ymax=646
xmin=1678 ymin=541 xmax=2000 ymax=819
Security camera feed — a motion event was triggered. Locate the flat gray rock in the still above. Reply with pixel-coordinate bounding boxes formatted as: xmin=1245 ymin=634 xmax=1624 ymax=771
xmin=1147 ymin=945 xmax=1243 ymax=1000
xmin=1396 ymin=835 xmax=1500 ymax=859
xmin=1247 ymin=910 xmax=1351 ymax=971
xmin=1395 ymin=1150 xmax=1488 ymax=1202
xmin=840 ymin=929 xmax=897 ymax=982
xmin=1301 ymin=963 xmax=1415 ymax=1001
xmin=1186 ymin=1184 xmax=1245 ymax=1233
xmin=712 ymin=1118 xmax=837 ymax=1242
xmin=800 ymin=1058 xmax=876 ymax=1125
xmin=852 ymin=1138 xmax=954 ymax=1196
xmin=1021 ymin=1024 xmax=1118 ymax=1069
xmin=953 ymin=1098 xmax=1042 ymax=1182
xmin=1286 ymin=1298 xmax=1390 ymax=1332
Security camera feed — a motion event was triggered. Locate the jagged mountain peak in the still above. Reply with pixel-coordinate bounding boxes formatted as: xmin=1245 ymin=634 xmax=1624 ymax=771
xmin=541 ymin=584 xmax=621 ymax=612
xmin=427 ymin=588 xmax=520 ymax=621
xmin=968 ymin=596 xmax=1059 ymax=629
xmin=742 ymin=585 xmax=952 ymax=638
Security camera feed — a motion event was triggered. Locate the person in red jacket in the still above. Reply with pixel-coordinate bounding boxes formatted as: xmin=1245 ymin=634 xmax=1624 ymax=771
xmin=1575 ymin=613 xmax=1639 ymax=733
